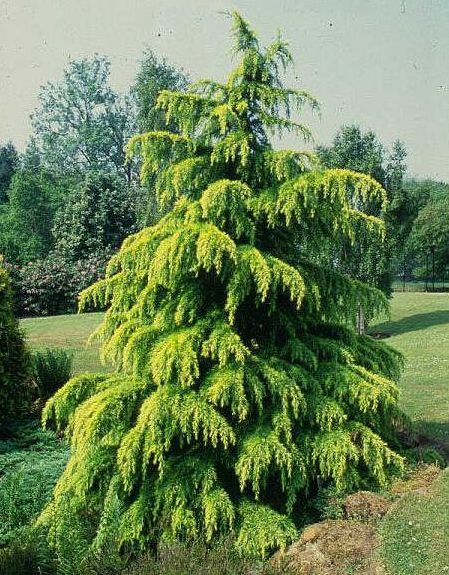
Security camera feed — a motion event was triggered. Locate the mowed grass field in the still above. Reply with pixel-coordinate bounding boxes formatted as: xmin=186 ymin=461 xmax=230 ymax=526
xmin=380 ymin=467 xmax=449 ymax=575
xmin=371 ymin=292 xmax=449 ymax=574
xmin=21 ymin=311 xmax=108 ymax=375
xmin=372 ymin=292 xmax=449 ymax=446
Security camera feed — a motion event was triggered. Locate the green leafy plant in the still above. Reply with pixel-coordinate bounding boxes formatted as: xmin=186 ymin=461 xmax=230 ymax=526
xmin=0 ymin=422 xmax=69 ymax=545
xmin=33 ymin=348 xmax=74 ymax=401
xmin=312 ymin=485 xmax=345 ymax=521
xmin=0 ymin=528 xmax=55 ymax=575
xmin=13 ymin=252 xmax=110 ymax=316
xmin=41 ymin=12 xmax=404 ymax=567
xmin=0 ymin=257 xmax=32 ymax=430
xmin=0 ymin=422 xmax=68 ymax=574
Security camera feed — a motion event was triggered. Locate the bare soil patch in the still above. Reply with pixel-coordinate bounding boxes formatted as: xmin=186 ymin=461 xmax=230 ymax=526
xmin=269 ymin=520 xmax=384 ymax=575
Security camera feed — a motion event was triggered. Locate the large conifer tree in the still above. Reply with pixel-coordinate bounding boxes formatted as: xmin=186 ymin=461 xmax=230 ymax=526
xmin=42 ymin=13 xmax=403 ymax=564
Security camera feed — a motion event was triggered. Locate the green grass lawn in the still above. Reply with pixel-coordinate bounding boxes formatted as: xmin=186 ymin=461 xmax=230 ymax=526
xmin=380 ymin=467 xmax=449 ymax=575
xmin=371 ymin=292 xmax=449 ymax=575
xmin=372 ymin=292 xmax=449 ymax=446
xmin=21 ymin=312 xmax=108 ymax=374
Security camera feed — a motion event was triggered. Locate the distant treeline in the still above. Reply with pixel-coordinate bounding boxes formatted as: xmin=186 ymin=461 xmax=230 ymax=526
xmin=0 ymin=53 xmax=447 ymax=315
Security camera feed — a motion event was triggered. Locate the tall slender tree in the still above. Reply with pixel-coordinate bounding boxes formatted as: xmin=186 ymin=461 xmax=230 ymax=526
xmin=317 ymin=129 xmax=409 ymax=288
xmin=42 ymin=13 xmax=403 ymax=566
xmin=0 ymin=142 xmax=18 ymax=204
xmin=131 ymin=49 xmax=188 ymax=134
xmin=0 ymin=170 xmax=58 ymax=265
xmin=131 ymin=50 xmax=189 ymax=225
xmin=317 ymin=127 xmax=408 ymax=330
xmin=316 ymin=126 xmax=389 ymax=299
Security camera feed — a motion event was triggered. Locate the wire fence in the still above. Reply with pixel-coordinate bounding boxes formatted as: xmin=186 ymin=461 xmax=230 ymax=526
xmin=392 ymin=254 xmax=449 ymax=292
xmin=392 ymin=279 xmax=449 ymax=292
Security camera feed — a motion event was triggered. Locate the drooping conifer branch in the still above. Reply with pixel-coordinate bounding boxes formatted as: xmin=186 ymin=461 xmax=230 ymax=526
xmin=40 ymin=12 xmax=404 ymax=567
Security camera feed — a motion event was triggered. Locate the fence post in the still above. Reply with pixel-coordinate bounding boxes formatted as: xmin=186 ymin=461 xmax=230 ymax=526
xmin=431 ymin=244 xmax=436 ymax=292
xmin=425 ymin=252 xmax=428 ymax=292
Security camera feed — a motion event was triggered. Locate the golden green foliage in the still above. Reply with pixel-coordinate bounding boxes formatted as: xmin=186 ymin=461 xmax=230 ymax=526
xmin=41 ymin=12 xmax=404 ymax=569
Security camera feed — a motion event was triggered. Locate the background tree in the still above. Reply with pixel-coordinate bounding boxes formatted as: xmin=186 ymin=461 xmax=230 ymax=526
xmin=42 ymin=13 xmax=403 ymax=568
xmin=0 ymin=142 xmax=19 ymax=204
xmin=404 ymin=178 xmax=449 ymax=204
xmin=317 ymin=127 xmax=409 ymax=330
xmin=6 ymin=173 xmax=142 ymax=316
xmin=51 ymin=172 xmax=140 ymax=262
xmin=0 ymin=257 xmax=31 ymax=430
xmin=131 ymin=50 xmax=189 ymax=225
xmin=383 ymin=140 xmax=411 ymax=275
xmin=0 ymin=53 xmax=190 ymax=315
xmin=406 ymin=196 xmax=449 ymax=279
xmin=317 ymin=125 xmax=386 ymax=185
xmin=390 ymin=178 xmax=449 ymax=282
xmin=131 ymin=49 xmax=188 ymax=134
xmin=31 ymin=56 xmax=135 ymax=181
xmin=402 ymin=178 xmax=449 ymax=222
xmin=317 ymin=126 xmax=390 ymax=294
xmin=2 ymin=49 xmax=166 ymax=309
xmin=0 ymin=169 xmax=65 ymax=265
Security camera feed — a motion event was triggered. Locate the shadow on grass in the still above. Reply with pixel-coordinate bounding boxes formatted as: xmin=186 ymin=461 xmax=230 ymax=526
xmin=373 ymin=310 xmax=449 ymax=336
xmin=409 ymin=419 xmax=449 ymax=463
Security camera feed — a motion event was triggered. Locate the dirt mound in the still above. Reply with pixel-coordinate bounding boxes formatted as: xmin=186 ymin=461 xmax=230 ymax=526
xmin=267 ymin=469 xmax=444 ymax=574
xmin=269 ymin=520 xmax=384 ymax=575
xmin=343 ymin=491 xmax=391 ymax=520
xmin=391 ymin=463 xmax=441 ymax=495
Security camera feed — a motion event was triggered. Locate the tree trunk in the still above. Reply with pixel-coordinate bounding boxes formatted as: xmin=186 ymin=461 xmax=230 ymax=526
xmin=357 ymin=304 xmax=366 ymax=335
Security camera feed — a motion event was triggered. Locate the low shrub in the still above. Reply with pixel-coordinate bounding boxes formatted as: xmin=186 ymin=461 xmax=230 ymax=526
xmin=0 ymin=259 xmax=32 ymax=430
xmin=312 ymin=486 xmax=345 ymax=521
xmin=32 ymin=348 xmax=73 ymax=401
xmin=9 ymin=251 xmax=110 ymax=317
xmin=118 ymin=539 xmax=258 ymax=575
xmin=0 ymin=537 xmax=259 ymax=575
xmin=0 ymin=527 xmax=55 ymax=575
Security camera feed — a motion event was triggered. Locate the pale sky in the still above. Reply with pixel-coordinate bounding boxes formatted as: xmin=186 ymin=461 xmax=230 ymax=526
xmin=0 ymin=0 xmax=448 ymax=181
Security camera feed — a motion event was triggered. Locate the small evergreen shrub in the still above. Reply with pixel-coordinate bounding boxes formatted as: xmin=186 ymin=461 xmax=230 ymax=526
xmin=0 ymin=257 xmax=32 ymax=430
xmin=33 ymin=348 xmax=74 ymax=401
xmin=312 ymin=486 xmax=345 ymax=521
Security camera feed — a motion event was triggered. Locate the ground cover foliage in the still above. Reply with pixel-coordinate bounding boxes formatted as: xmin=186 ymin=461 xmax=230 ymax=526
xmin=0 ymin=422 xmax=68 ymax=575
xmin=0 ymin=422 xmax=69 ymax=547
xmin=40 ymin=12 xmax=405 ymax=570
